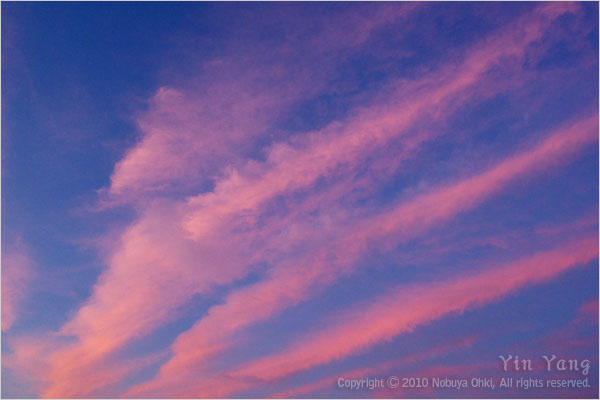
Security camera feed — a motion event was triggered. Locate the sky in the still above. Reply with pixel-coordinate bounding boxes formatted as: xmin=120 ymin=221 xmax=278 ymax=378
xmin=1 ymin=2 xmax=598 ymax=399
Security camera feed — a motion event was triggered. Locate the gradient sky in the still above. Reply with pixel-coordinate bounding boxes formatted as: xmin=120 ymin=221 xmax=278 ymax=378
xmin=1 ymin=2 xmax=599 ymax=399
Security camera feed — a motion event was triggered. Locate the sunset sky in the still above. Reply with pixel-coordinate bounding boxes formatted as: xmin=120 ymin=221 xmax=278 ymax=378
xmin=1 ymin=2 xmax=598 ymax=399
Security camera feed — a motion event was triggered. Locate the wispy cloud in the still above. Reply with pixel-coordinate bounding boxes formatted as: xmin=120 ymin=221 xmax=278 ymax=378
xmin=171 ymin=234 xmax=596 ymax=398
xmin=1 ymin=243 xmax=34 ymax=332
xmin=2 ymin=2 xmax=597 ymax=398
xmin=127 ymin=110 xmax=597 ymax=396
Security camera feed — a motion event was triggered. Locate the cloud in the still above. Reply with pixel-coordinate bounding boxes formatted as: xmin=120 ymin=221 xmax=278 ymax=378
xmin=4 ymin=2 xmax=595 ymax=398
xmin=178 ymin=234 xmax=597 ymax=398
xmin=181 ymin=1 xmax=578 ymax=241
xmin=1 ymin=244 xmax=34 ymax=332
xmin=126 ymin=109 xmax=597 ymax=397
xmin=106 ymin=3 xmax=417 ymax=203
xmin=269 ymin=335 xmax=477 ymax=398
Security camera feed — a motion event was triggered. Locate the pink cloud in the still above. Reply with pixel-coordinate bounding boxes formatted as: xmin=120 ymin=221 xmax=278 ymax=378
xmin=534 ymin=298 xmax=600 ymax=355
xmin=5 ymin=3 xmax=591 ymax=398
xmin=3 ymin=333 xmax=168 ymax=399
xmin=577 ymin=299 xmax=599 ymax=322
xmin=212 ymin=235 xmax=597 ymax=398
xmin=126 ymin=112 xmax=598 ymax=397
xmin=1 ymin=245 xmax=34 ymax=332
xmin=182 ymin=1 xmax=575 ymax=241
xmin=123 ymin=232 xmax=596 ymax=398
xmin=107 ymin=4 xmax=417 ymax=203
xmin=270 ymin=335 xmax=477 ymax=398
